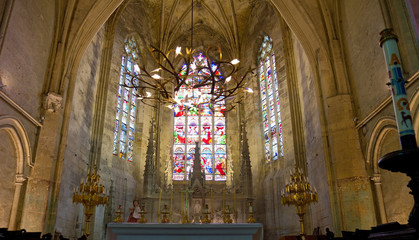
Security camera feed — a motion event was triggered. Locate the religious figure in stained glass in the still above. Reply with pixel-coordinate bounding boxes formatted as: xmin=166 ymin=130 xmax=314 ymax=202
xmin=112 ymin=36 xmax=140 ymax=161
xmin=172 ymin=52 xmax=227 ymax=181
xmin=259 ymin=35 xmax=284 ymax=162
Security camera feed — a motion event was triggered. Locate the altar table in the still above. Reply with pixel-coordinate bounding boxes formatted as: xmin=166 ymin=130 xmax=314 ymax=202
xmin=106 ymin=223 xmax=263 ymax=240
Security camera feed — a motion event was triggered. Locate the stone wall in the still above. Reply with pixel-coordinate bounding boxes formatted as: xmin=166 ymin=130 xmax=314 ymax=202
xmin=54 ymin=25 xmax=105 ymax=238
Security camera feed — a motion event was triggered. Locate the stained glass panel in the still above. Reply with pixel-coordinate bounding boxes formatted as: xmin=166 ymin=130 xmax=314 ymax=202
xmin=172 ymin=52 xmax=227 ymax=181
xmin=113 ymin=36 xmax=139 ymax=161
xmin=214 ymin=145 xmax=227 ymax=181
xmin=173 ymin=146 xmax=185 ymax=180
xmin=259 ymin=36 xmax=284 ymax=162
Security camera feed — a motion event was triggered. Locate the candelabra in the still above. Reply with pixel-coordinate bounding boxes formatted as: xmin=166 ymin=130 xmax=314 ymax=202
xmin=160 ymin=204 xmax=169 ymax=223
xmin=281 ymin=166 xmax=317 ymax=239
xmin=138 ymin=205 xmax=147 ymax=223
xmin=201 ymin=204 xmax=211 ymax=223
xmin=247 ymin=202 xmax=256 ymax=223
xmin=223 ymin=205 xmax=233 ymax=223
xmin=72 ymin=166 xmax=109 ymax=239
xmin=113 ymin=205 xmax=124 ymax=223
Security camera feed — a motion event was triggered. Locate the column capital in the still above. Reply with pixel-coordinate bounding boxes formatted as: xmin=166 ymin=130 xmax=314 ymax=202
xmin=15 ymin=174 xmax=27 ymax=185
xmin=371 ymin=174 xmax=381 ymax=184
xmin=43 ymin=92 xmax=63 ymax=112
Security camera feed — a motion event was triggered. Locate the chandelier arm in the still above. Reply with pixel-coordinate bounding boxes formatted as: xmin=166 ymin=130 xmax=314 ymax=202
xmin=149 ymin=46 xmax=182 ymax=77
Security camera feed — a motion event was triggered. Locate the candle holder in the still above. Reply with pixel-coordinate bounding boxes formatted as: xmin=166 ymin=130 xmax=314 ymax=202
xmin=281 ymin=165 xmax=317 ymax=239
xmin=247 ymin=202 xmax=256 ymax=223
xmin=181 ymin=213 xmax=190 ymax=224
xmin=113 ymin=205 xmax=124 ymax=223
xmin=72 ymin=165 xmax=109 ymax=239
xmin=223 ymin=205 xmax=233 ymax=224
xmin=201 ymin=204 xmax=212 ymax=223
xmin=160 ymin=204 xmax=170 ymax=223
xmin=138 ymin=205 xmax=147 ymax=223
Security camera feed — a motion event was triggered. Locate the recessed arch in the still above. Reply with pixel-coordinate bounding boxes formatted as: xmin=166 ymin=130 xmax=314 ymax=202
xmin=0 ymin=116 xmax=33 ymax=171
xmin=366 ymin=117 xmax=398 ymax=174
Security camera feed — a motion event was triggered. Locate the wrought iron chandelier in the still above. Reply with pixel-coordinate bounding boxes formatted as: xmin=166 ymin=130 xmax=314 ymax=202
xmin=121 ymin=0 xmax=253 ymax=111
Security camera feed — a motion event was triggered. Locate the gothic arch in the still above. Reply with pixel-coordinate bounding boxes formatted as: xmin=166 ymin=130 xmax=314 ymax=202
xmin=0 ymin=116 xmax=33 ymax=171
xmin=409 ymin=89 xmax=419 ymax=141
xmin=366 ymin=117 xmax=398 ymax=173
xmin=0 ymin=116 xmax=32 ymax=230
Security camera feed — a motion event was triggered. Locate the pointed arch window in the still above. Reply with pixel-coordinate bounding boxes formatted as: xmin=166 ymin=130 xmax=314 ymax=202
xmin=172 ymin=52 xmax=227 ymax=181
xmin=258 ymin=35 xmax=284 ymax=162
xmin=112 ymin=36 xmax=140 ymax=161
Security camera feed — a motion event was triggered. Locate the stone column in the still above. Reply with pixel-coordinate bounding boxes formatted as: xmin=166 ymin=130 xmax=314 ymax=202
xmin=8 ymin=174 xmax=27 ymax=230
xmin=371 ymin=174 xmax=387 ymax=224
xmin=20 ymin=92 xmax=63 ymax=232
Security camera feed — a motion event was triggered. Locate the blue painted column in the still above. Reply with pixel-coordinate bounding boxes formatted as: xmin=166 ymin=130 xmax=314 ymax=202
xmin=379 ymin=28 xmax=417 ymax=150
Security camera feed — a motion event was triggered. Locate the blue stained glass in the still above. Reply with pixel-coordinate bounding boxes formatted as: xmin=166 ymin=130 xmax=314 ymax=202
xmin=259 ymin=35 xmax=284 ymax=162
xmin=173 ymin=52 xmax=227 ymax=181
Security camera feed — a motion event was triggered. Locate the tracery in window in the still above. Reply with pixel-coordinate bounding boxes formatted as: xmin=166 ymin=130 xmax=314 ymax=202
xmin=112 ymin=36 xmax=140 ymax=161
xmin=259 ymin=35 xmax=283 ymax=162
xmin=172 ymin=52 xmax=227 ymax=181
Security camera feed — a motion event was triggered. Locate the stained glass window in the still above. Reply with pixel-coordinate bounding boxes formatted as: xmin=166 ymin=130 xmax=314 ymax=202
xmin=112 ymin=36 xmax=140 ymax=161
xmin=259 ymin=35 xmax=283 ymax=162
xmin=172 ymin=52 xmax=227 ymax=181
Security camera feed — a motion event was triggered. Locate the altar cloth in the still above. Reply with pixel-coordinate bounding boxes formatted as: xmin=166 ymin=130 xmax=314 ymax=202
xmin=106 ymin=223 xmax=263 ymax=240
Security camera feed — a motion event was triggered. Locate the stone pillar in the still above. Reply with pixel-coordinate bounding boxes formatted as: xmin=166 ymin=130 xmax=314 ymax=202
xmin=20 ymin=92 xmax=63 ymax=232
xmin=371 ymin=174 xmax=387 ymax=224
xmin=8 ymin=174 xmax=27 ymax=230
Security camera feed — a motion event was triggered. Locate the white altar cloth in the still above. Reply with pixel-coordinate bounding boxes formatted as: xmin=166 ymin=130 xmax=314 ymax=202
xmin=106 ymin=223 xmax=263 ymax=240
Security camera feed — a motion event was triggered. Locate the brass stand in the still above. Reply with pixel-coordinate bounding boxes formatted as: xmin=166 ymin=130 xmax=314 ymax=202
xmin=223 ymin=205 xmax=233 ymax=224
xmin=113 ymin=205 xmax=124 ymax=223
xmin=72 ymin=166 xmax=109 ymax=239
xmin=247 ymin=202 xmax=256 ymax=223
xmin=138 ymin=205 xmax=147 ymax=223
xmin=181 ymin=213 xmax=190 ymax=224
xmin=201 ymin=204 xmax=211 ymax=223
xmin=281 ymin=166 xmax=317 ymax=239
xmin=160 ymin=204 xmax=169 ymax=223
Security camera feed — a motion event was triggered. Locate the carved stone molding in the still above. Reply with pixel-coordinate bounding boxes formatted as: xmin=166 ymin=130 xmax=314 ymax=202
xmin=371 ymin=174 xmax=382 ymax=184
xmin=15 ymin=174 xmax=27 ymax=185
xmin=43 ymin=92 xmax=63 ymax=112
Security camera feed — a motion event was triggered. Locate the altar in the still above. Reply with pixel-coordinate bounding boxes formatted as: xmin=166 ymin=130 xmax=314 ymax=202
xmin=106 ymin=223 xmax=263 ymax=240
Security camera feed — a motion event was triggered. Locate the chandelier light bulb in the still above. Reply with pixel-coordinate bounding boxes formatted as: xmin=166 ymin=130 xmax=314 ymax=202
xmin=134 ymin=64 xmax=141 ymax=73
xmin=230 ymin=59 xmax=240 ymax=65
xmin=191 ymin=63 xmax=197 ymax=70
xmin=146 ymin=91 xmax=152 ymax=97
xmin=152 ymin=74 xmax=162 ymax=79
xmin=245 ymin=87 xmax=253 ymax=93
xmin=176 ymin=46 xmax=182 ymax=56
xmin=151 ymin=68 xmax=161 ymax=73
xmin=226 ymin=76 xmax=232 ymax=82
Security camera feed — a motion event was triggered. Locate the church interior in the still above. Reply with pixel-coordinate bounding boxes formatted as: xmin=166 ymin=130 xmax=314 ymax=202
xmin=1 ymin=0 xmax=419 ymax=239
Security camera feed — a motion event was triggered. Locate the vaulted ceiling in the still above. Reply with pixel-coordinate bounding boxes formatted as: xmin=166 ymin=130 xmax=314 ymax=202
xmin=138 ymin=0 xmax=264 ymax=59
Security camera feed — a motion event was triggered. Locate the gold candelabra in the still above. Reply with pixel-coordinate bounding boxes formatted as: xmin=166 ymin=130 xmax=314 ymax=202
xmin=138 ymin=205 xmax=147 ymax=223
xmin=247 ymin=202 xmax=256 ymax=223
xmin=281 ymin=165 xmax=317 ymax=239
xmin=223 ymin=205 xmax=233 ymax=223
xmin=160 ymin=204 xmax=169 ymax=223
xmin=72 ymin=165 xmax=109 ymax=239
xmin=201 ymin=204 xmax=211 ymax=223
xmin=113 ymin=205 xmax=124 ymax=223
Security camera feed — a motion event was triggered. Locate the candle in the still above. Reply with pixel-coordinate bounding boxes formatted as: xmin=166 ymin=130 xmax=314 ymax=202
xmin=158 ymin=188 xmax=162 ymax=216
xmin=234 ymin=189 xmax=237 ymax=222
xmin=181 ymin=191 xmax=183 ymax=215
xmin=210 ymin=188 xmax=213 ymax=215
xmin=222 ymin=189 xmax=225 ymax=210
xmin=170 ymin=188 xmax=173 ymax=221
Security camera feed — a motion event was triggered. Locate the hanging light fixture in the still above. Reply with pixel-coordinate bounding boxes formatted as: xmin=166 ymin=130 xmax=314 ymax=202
xmin=121 ymin=0 xmax=253 ymax=111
